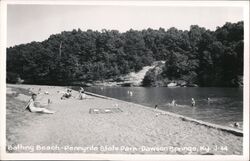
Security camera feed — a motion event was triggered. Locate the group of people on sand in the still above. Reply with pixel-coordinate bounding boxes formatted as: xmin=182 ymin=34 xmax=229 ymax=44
xmin=60 ymin=87 xmax=87 ymax=100
xmin=25 ymin=87 xmax=87 ymax=114
xmin=61 ymin=89 xmax=73 ymax=99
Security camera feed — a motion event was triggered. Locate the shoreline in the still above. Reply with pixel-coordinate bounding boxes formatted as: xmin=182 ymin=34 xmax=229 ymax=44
xmin=84 ymin=91 xmax=243 ymax=137
xmin=6 ymin=84 xmax=243 ymax=154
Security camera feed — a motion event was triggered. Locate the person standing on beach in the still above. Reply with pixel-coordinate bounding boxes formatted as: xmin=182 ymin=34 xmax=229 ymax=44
xmin=27 ymin=94 xmax=55 ymax=114
xmin=80 ymin=87 xmax=84 ymax=92
xmin=191 ymin=98 xmax=196 ymax=107
xmin=38 ymin=88 xmax=42 ymax=94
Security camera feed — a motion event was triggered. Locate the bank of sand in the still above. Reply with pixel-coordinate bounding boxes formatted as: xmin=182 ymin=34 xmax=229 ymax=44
xmin=6 ymin=84 xmax=243 ymax=154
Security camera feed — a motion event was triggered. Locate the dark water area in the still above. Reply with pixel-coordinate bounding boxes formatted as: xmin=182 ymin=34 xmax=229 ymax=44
xmin=82 ymin=86 xmax=243 ymax=128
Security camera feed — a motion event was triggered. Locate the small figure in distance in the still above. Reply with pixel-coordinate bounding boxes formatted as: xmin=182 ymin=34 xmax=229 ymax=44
xmin=79 ymin=87 xmax=87 ymax=100
xmin=26 ymin=93 xmax=55 ymax=114
xmin=80 ymin=87 xmax=84 ymax=93
xmin=207 ymin=97 xmax=211 ymax=104
xmin=48 ymin=98 xmax=52 ymax=104
xmin=234 ymin=122 xmax=240 ymax=128
xmin=155 ymin=104 xmax=158 ymax=109
xmin=38 ymin=88 xmax=42 ymax=94
xmin=191 ymin=98 xmax=196 ymax=107
xmin=171 ymin=99 xmax=176 ymax=106
xmin=61 ymin=89 xmax=72 ymax=100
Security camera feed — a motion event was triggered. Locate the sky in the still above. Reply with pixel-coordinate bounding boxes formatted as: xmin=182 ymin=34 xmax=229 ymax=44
xmin=7 ymin=4 xmax=243 ymax=47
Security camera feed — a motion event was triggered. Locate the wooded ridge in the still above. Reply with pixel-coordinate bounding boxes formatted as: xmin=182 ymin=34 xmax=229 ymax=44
xmin=7 ymin=21 xmax=243 ymax=87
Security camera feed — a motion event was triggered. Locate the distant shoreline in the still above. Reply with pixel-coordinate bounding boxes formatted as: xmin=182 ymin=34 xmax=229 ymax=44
xmin=7 ymin=83 xmax=243 ymax=88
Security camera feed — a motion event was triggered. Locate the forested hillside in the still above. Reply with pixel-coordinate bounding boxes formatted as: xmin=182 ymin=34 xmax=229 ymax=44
xmin=7 ymin=21 xmax=243 ymax=87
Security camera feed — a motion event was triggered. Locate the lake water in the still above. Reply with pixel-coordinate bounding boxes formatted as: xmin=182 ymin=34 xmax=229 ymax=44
xmin=85 ymin=87 xmax=243 ymax=128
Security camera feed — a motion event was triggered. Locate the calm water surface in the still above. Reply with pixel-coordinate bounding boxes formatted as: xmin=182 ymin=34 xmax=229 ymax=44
xmin=86 ymin=87 xmax=243 ymax=128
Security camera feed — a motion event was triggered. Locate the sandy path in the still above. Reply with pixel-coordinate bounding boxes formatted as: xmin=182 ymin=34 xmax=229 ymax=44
xmin=6 ymin=84 xmax=243 ymax=154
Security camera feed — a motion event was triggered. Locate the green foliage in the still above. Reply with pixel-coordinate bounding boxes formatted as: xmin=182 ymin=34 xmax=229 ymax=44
xmin=7 ymin=21 xmax=243 ymax=87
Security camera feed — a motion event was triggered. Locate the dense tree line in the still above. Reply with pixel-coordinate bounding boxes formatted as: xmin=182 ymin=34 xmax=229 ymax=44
xmin=142 ymin=21 xmax=243 ymax=87
xmin=7 ymin=21 xmax=243 ymax=87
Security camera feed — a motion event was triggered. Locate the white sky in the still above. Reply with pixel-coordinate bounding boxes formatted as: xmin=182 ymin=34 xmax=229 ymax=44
xmin=7 ymin=5 xmax=243 ymax=47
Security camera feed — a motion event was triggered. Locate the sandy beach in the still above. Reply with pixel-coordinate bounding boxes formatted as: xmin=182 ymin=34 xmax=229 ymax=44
xmin=6 ymin=84 xmax=243 ymax=154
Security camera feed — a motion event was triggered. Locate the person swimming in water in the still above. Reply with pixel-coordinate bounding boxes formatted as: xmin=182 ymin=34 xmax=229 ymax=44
xmin=171 ymin=99 xmax=176 ymax=106
xmin=207 ymin=97 xmax=211 ymax=104
xmin=191 ymin=98 xmax=196 ymax=107
xmin=234 ymin=122 xmax=240 ymax=128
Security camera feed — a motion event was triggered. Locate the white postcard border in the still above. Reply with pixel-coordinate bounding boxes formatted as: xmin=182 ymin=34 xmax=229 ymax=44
xmin=0 ymin=1 xmax=249 ymax=160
